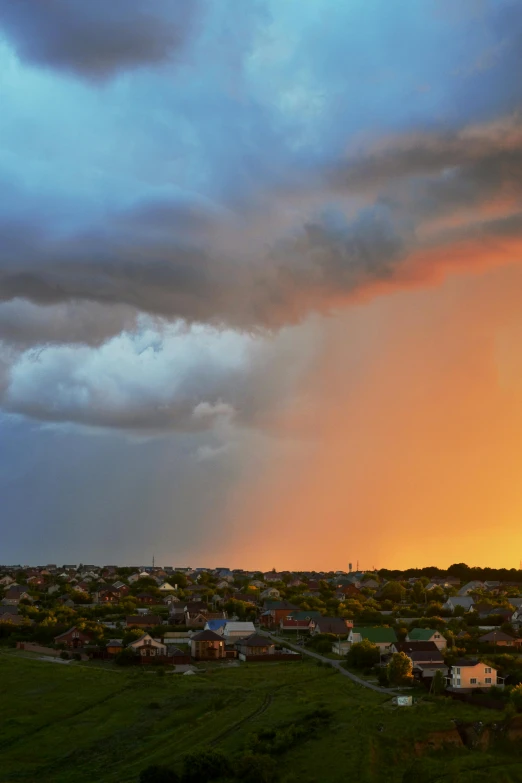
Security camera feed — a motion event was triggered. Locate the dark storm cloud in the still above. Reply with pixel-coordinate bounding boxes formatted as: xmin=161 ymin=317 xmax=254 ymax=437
xmin=0 ymin=0 xmax=200 ymax=80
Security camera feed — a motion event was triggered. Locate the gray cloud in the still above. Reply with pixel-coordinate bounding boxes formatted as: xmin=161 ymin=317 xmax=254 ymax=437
xmin=0 ymin=0 xmax=200 ymax=81
xmin=2 ymin=118 xmax=522 ymax=338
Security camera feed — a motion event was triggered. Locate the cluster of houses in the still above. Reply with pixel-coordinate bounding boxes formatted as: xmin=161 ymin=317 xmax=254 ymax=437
xmin=3 ymin=563 xmax=522 ymax=689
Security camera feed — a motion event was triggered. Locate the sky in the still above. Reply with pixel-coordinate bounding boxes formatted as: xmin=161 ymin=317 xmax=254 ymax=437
xmin=2 ymin=0 xmax=522 ymax=569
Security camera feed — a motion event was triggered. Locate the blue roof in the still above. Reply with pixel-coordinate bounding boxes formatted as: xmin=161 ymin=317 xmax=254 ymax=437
xmin=206 ymin=619 xmax=227 ymax=631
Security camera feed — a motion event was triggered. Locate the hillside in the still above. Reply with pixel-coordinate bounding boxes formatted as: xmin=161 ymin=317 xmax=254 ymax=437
xmin=2 ymin=652 xmax=522 ymax=782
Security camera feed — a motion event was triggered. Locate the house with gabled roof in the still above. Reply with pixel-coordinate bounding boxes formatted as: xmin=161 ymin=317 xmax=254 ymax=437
xmin=348 ymin=626 xmax=397 ymax=651
xmin=406 ymin=628 xmax=447 ymax=650
xmin=443 ymin=596 xmax=475 ymax=612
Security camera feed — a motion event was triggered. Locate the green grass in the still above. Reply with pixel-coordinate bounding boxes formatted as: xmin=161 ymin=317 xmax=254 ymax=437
xmin=2 ymin=651 xmax=522 ymax=783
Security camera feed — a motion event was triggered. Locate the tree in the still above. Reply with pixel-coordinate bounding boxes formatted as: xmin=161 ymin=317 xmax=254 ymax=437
xmin=139 ymin=766 xmax=180 ymax=783
xmin=379 ymin=581 xmax=405 ymax=604
xmin=347 ymin=640 xmax=380 ymax=669
xmin=181 ymin=749 xmax=231 ymax=782
xmin=411 ymin=581 xmax=425 ymax=604
xmin=386 ymin=652 xmax=413 ymax=686
xmin=510 ymin=683 xmax=522 ymax=711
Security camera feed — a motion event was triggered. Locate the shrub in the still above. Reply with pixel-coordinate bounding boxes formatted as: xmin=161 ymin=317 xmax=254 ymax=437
xmin=139 ymin=765 xmax=180 ymax=783
xmin=181 ymin=749 xmax=231 ymax=782
xmin=347 ymin=640 xmax=380 ymax=669
xmin=235 ymin=753 xmax=279 ymax=783
xmin=114 ymin=647 xmax=137 ymax=667
xmin=59 ymin=651 xmax=69 ymax=660
xmin=510 ymin=683 xmax=522 ymax=711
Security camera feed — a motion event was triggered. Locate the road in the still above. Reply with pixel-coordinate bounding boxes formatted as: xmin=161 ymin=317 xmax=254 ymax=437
xmin=263 ymin=632 xmax=397 ymax=694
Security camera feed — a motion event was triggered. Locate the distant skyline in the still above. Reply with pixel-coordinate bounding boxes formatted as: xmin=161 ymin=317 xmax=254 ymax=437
xmin=2 ymin=2 xmax=522 ymax=567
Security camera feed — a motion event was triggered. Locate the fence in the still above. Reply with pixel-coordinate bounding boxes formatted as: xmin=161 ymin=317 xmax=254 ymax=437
xmin=238 ymin=652 xmax=302 ymax=662
xmin=448 ymin=691 xmax=506 ymax=711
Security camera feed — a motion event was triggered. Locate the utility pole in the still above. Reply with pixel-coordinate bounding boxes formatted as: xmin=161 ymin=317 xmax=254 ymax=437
xmin=152 ymin=554 xmax=155 ymax=569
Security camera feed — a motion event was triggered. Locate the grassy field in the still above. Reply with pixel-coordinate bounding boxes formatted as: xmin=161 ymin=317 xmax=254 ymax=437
xmin=2 ymin=651 xmax=522 ymax=783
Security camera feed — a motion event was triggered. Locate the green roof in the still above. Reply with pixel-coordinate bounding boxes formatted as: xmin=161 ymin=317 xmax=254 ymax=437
xmin=352 ymin=626 xmax=397 ymax=643
xmin=407 ymin=628 xmax=437 ymax=641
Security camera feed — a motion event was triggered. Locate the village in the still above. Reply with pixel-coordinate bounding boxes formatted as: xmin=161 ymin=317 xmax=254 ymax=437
xmin=3 ymin=561 xmax=522 ymax=702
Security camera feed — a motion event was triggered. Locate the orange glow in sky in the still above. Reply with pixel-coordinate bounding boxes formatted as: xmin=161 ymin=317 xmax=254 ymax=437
xmin=229 ymin=260 xmax=522 ymax=571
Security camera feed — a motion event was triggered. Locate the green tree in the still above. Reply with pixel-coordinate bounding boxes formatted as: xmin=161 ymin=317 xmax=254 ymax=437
xmin=347 ymin=640 xmax=380 ymax=669
xmin=379 ymin=581 xmax=405 ymax=603
xmin=386 ymin=652 xmax=413 ymax=686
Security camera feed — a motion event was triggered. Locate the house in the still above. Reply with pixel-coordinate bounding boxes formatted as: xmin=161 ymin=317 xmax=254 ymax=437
xmin=135 ymin=593 xmax=157 ymax=605
xmin=190 ymin=630 xmax=226 ymax=660
xmin=406 ymin=628 xmax=447 ymax=650
xmin=392 ymin=641 xmax=448 ymax=678
xmin=260 ymin=588 xmax=281 ymax=600
xmin=348 ymin=627 xmax=397 ymax=651
xmin=2 ymin=586 xmax=32 ymax=604
xmin=447 ymin=659 xmax=501 ymax=691
xmin=443 ymin=596 xmax=475 ymax=612
xmin=261 ymin=601 xmax=299 ymax=628
xmin=312 ymin=617 xmax=353 ymax=636
xmin=54 ymin=626 xmax=93 ymax=649
xmin=128 ymin=633 xmax=167 ymax=658
xmin=222 ymin=621 xmax=256 ymax=640
xmin=126 ymin=615 xmax=162 ymax=629
xmin=236 ymin=634 xmax=276 ymax=657
xmin=158 ymin=582 xmax=175 ymax=592
xmin=0 ymin=575 xmax=14 ymax=586
xmin=478 ymin=630 xmax=522 ymax=648
xmin=106 ymin=639 xmax=124 ymax=655
xmin=457 ymin=581 xmax=484 ymax=596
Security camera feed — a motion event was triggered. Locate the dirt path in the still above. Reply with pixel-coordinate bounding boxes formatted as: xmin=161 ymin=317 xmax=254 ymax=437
xmin=263 ymin=633 xmax=397 ymax=695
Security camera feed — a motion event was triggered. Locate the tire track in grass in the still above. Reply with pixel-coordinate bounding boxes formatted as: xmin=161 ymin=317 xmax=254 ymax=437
xmin=209 ymin=691 xmax=274 ymax=746
xmin=0 ymin=682 xmax=133 ymax=751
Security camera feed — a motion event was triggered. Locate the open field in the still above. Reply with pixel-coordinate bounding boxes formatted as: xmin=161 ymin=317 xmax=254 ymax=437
xmin=2 ymin=652 xmax=522 ymax=782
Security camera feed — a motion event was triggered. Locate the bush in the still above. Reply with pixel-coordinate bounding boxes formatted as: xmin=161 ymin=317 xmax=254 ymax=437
xmin=114 ymin=647 xmax=137 ymax=667
xmin=139 ymin=765 xmax=180 ymax=783
xmin=181 ymin=749 xmax=231 ymax=782
xmin=235 ymin=753 xmax=279 ymax=783
xmin=347 ymin=640 xmax=380 ymax=669
xmin=510 ymin=683 xmax=522 ymax=711
xmin=72 ymin=652 xmax=81 ymax=661
xmin=59 ymin=651 xmax=69 ymax=660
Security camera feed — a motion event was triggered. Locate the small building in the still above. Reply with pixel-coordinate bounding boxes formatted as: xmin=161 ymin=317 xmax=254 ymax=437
xmin=237 ymin=633 xmax=276 ymax=657
xmin=447 ymin=659 xmax=502 ymax=691
xmin=54 ymin=626 xmax=93 ymax=649
xmin=106 ymin=639 xmax=124 ymax=656
xmin=190 ymin=630 xmax=226 ymax=660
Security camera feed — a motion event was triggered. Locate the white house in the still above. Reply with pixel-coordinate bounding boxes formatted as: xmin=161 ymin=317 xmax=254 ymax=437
xmin=457 ymin=581 xmax=484 ymax=596
xmin=443 ymin=596 xmax=474 ymax=612
xmin=158 ymin=582 xmax=175 ymax=592
xmin=128 ymin=633 xmax=167 ymax=657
